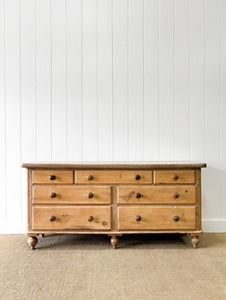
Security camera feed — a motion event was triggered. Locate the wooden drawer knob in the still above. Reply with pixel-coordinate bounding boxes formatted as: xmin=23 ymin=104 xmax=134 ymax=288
xmin=88 ymin=192 xmax=94 ymax=199
xmin=172 ymin=192 xmax=179 ymax=199
xmin=49 ymin=215 xmax=56 ymax=222
xmin=87 ymin=216 xmax=94 ymax=222
xmin=49 ymin=175 xmax=56 ymax=181
xmin=135 ymin=174 xmax=141 ymax=180
xmin=173 ymin=174 xmax=179 ymax=180
xmin=49 ymin=192 xmax=56 ymax=198
xmin=87 ymin=175 xmax=94 ymax=181
xmin=172 ymin=215 xmax=180 ymax=222
xmin=135 ymin=192 xmax=142 ymax=199
xmin=135 ymin=215 xmax=142 ymax=222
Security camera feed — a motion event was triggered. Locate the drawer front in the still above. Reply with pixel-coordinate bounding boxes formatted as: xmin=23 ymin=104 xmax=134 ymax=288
xmin=118 ymin=206 xmax=196 ymax=230
xmin=33 ymin=170 xmax=73 ymax=184
xmin=33 ymin=185 xmax=111 ymax=204
xmin=154 ymin=170 xmax=195 ymax=184
xmin=117 ymin=186 xmax=196 ymax=204
xmin=75 ymin=170 xmax=152 ymax=184
xmin=32 ymin=206 xmax=111 ymax=230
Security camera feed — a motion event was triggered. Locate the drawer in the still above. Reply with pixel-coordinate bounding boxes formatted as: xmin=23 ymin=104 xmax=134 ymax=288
xmin=154 ymin=170 xmax=195 ymax=184
xmin=33 ymin=185 xmax=111 ymax=204
xmin=33 ymin=170 xmax=73 ymax=184
xmin=75 ymin=170 xmax=152 ymax=184
xmin=118 ymin=206 xmax=196 ymax=230
xmin=32 ymin=206 xmax=111 ymax=230
xmin=117 ymin=186 xmax=196 ymax=204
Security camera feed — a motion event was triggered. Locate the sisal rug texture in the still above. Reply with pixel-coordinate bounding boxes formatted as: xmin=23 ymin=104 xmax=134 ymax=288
xmin=0 ymin=233 xmax=226 ymax=300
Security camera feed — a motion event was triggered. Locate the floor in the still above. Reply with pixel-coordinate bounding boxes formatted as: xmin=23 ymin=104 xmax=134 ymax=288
xmin=0 ymin=233 xmax=226 ymax=300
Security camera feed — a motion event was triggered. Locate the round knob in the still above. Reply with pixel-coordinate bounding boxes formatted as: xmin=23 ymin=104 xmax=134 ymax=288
xmin=135 ymin=192 xmax=142 ymax=199
xmin=135 ymin=174 xmax=141 ymax=180
xmin=49 ymin=192 xmax=56 ymax=199
xmin=87 ymin=175 xmax=94 ymax=181
xmin=49 ymin=215 xmax=56 ymax=222
xmin=135 ymin=215 xmax=142 ymax=222
xmin=88 ymin=192 xmax=94 ymax=199
xmin=173 ymin=174 xmax=179 ymax=180
xmin=87 ymin=216 xmax=94 ymax=222
xmin=172 ymin=192 xmax=179 ymax=199
xmin=172 ymin=215 xmax=180 ymax=222
xmin=49 ymin=175 xmax=56 ymax=181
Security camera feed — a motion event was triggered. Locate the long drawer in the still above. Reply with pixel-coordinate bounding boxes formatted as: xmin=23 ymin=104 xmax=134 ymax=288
xmin=118 ymin=206 xmax=196 ymax=230
xmin=75 ymin=170 xmax=152 ymax=184
xmin=33 ymin=185 xmax=111 ymax=204
xmin=32 ymin=206 xmax=111 ymax=230
xmin=117 ymin=186 xmax=196 ymax=204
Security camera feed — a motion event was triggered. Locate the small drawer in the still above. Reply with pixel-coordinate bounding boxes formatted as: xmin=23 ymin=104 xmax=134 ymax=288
xmin=33 ymin=170 xmax=73 ymax=184
xmin=154 ymin=170 xmax=195 ymax=184
xmin=32 ymin=206 xmax=111 ymax=230
xmin=118 ymin=206 xmax=196 ymax=230
xmin=117 ymin=186 xmax=196 ymax=204
xmin=75 ymin=170 xmax=152 ymax=184
xmin=33 ymin=185 xmax=111 ymax=204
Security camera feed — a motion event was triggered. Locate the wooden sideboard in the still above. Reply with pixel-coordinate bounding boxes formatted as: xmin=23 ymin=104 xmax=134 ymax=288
xmin=22 ymin=162 xmax=206 ymax=250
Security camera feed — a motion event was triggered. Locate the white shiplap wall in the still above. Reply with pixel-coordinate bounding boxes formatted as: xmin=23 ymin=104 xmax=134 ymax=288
xmin=0 ymin=0 xmax=226 ymax=233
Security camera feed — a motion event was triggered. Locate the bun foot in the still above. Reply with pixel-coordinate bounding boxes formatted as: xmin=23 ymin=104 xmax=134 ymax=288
xmin=28 ymin=236 xmax=38 ymax=250
xmin=110 ymin=235 xmax=119 ymax=249
xmin=191 ymin=235 xmax=200 ymax=249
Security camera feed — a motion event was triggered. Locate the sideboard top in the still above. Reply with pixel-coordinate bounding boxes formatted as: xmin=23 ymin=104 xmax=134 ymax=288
xmin=22 ymin=161 xmax=206 ymax=169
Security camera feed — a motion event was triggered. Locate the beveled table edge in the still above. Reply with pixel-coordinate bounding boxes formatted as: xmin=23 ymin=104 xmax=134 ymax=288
xmin=22 ymin=161 xmax=207 ymax=169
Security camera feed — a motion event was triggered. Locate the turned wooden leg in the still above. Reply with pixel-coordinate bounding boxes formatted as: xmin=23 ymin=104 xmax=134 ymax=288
xmin=28 ymin=236 xmax=38 ymax=250
xmin=110 ymin=235 xmax=119 ymax=249
xmin=191 ymin=235 xmax=200 ymax=249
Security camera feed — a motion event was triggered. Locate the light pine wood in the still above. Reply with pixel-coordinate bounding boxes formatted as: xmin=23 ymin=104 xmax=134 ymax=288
xmin=22 ymin=162 xmax=207 ymax=169
xmin=33 ymin=185 xmax=111 ymax=204
xmin=33 ymin=170 xmax=73 ymax=184
xmin=154 ymin=170 xmax=195 ymax=184
xmin=75 ymin=170 xmax=152 ymax=184
xmin=32 ymin=206 xmax=111 ymax=230
xmin=23 ymin=162 xmax=206 ymax=249
xmin=117 ymin=185 xmax=196 ymax=204
xmin=118 ymin=206 xmax=196 ymax=230
xmin=110 ymin=235 xmax=119 ymax=249
xmin=27 ymin=236 xmax=38 ymax=250
xmin=191 ymin=234 xmax=200 ymax=248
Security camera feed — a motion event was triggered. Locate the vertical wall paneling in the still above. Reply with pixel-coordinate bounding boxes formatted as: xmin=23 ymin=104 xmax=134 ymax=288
xmin=128 ymin=0 xmax=144 ymax=160
xmin=189 ymin=0 xmax=205 ymax=161
xmin=5 ymin=0 xmax=21 ymax=225
xmin=66 ymin=0 xmax=82 ymax=161
xmin=174 ymin=0 xmax=190 ymax=160
xmin=143 ymin=0 xmax=159 ymax=161
xmin=220 ymin=0 xmax=226 ymax=220
xmin=113 ymin=0 xmax=129 ymax=161
xmin=204 ymin=0 xmax=221 ymax=219
xmin=51 ymin=0 xmax=67 ymax=161
xmin=21 ymin=0 xmax=36 ymax=163
xmin=0 ymin=1 xmax=226 ymax=232
xmin=0 ymin=0 xmax=6 ymax=229
xmin=97 ymin=0 xmax=113 ymax=161
xmin=20 ymin=0 xmax=36 ymax=224
xmin=36 ymin=0 xmax=52 ymax=161
xmin=83 ymin=0 xmax=98 ymax=161
xmin=159 ymin=0 xmax=175 ymax=160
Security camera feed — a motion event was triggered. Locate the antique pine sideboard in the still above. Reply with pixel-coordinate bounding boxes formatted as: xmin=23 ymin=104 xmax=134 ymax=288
xmin=22 ymin=162 xmax=206 ymax=250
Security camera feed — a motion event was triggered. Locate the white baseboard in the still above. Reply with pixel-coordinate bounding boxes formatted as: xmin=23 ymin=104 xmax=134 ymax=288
xmin=0 ymin=219 xmax=225 ymax=234
xmin=202 ymin=219 xmax=226 ymax=233
xmin=0 ymin=220 xmax=26 ymax=234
